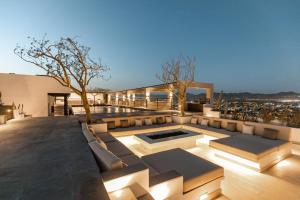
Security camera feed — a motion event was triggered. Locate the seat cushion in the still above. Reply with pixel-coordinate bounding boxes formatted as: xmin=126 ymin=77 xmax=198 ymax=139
xmin=191 ymin=117 xmax=198 ymax=124
xmin=96 ymin=133 xmax=117 ymax=143
xmin=165 ymin=116 xmax=172 ymax=123
xmin=89 ymin=141 xmax=123 ymax=171
xmin=145 ymin=118 xmax=153 ymax=126
xmin=120 ymin=119 xmax=129 ymax=128
xmin=262 ymin=128 xmax=278 ymax=140
xmin=200 ymin=118 xmax=209 ymax=126
xmin=107 ymin=121 xmax=116 ymax=129
xmin=156 ymin=117 xmax=165 ymax=124
xmin=211 ymin=120 xmax=221 ymax=129
xmin=226 ymin=122 xmax=237 ymax=132
xmin=135 ymin=119 xmax=143 ymax=126
xmin=142 ymin=148 xmax=224 ymax=193
xmin=242 ymin=124 xmax=254 ymax=135
xmin=106 ymin=140 xmax=134 ymax=157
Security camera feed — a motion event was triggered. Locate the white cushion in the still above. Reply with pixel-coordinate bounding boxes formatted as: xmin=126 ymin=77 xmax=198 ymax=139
xmin=191 ymin=117 xmax=198 ymax=124
xmin=135 ymin=119 xmax=143 ymax=126
xmin=200 ymin=118 xmax=209 ymax=126
xmin=165 ymin=116 xmax=172 ymax=123
xmin=89 ymin=141 xmax=123 ymax=171
xmin=145 ymin=118 xmax=152 ymax=126
xmin=96 ymin=137 xmax=107 ymax=150
xmin=242 ymin=124 xmax=254 ymax=135
xmin=81 ymin=123 xmax=96 ymax=143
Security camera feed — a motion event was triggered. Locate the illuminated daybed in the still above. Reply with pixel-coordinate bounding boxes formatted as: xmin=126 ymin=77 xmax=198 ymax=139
xmin=210 ymin=134 xmax=291 ymax=172
xmin=142 ymin=148 xmax=224 ymax=200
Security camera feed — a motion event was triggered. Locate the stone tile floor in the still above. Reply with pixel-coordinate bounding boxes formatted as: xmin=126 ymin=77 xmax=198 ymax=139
xmin=0 ymin=116 xmax=103 ymax=200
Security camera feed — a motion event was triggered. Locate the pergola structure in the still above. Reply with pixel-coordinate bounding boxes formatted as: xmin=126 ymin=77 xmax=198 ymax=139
xmin=107 ymin=81 xmax=214 ymax=111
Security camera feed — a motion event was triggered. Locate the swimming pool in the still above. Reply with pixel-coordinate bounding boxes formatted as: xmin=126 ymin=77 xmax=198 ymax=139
xmin=72 ymin=105 xmax=145 ymax=115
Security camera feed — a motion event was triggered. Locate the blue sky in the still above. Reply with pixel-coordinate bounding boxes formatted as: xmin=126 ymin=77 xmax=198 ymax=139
xmin=0 ymin=0 xmax=299 ymax=93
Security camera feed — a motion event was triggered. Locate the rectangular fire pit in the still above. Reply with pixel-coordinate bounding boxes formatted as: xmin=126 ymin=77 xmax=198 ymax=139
xmin=134 ymin=129 xmax=202 ymax=154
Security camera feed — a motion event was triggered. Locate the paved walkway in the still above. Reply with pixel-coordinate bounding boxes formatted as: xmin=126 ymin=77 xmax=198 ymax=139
xmin=0 ymin=117 xmax=102 ymax=200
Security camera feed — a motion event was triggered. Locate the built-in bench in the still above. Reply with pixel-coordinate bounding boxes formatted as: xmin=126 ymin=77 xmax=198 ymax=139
xmin=184 ymin=124 xmax=240 ymax=138
xmin=81 ymin=122 xmax=225 ymax=200
xmin=98 ymin=114 xmax=293 ymax=172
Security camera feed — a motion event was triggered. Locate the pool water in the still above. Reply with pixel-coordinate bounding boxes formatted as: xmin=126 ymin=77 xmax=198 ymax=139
xmin=72 ymin=106 xmax=143 ymax=114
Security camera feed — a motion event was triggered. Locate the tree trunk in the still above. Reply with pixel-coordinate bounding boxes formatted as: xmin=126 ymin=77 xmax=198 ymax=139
xmin=178 ymin=84 xmax=186 ymax=116
xmin=81 ymin=91 xmax=92 ymax=124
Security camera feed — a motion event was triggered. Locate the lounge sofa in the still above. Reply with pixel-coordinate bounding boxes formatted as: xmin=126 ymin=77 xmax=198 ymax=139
xmin=99 ymin=114 xmax=292 ymax=172
xmin=81 ymin=122 xmax=224 ymax=200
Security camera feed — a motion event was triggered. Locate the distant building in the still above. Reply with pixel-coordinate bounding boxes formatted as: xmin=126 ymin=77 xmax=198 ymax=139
xmin=0 ymin=73 xmax=107 ymax=117
xmin=0 ymin=73 xmax=71 ymax=117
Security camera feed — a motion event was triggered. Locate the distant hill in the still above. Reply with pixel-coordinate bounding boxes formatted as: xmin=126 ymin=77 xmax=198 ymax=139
xmin=150 ymin=91 xmax=300 ymax=101
xmin=213 ymin=91 xmax=300 ymax=100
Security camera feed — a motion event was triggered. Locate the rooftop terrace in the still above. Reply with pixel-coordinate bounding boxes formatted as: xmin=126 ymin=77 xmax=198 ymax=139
xmin=1 ymin=116 xmax=300 ymax=199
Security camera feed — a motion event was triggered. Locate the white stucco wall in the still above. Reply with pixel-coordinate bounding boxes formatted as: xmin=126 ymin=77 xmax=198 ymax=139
xmin=0 ymin=73 xmax=70 ymax=117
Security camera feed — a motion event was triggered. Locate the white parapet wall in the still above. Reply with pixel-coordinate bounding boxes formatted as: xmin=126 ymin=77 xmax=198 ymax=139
xmin=194 ymin=115 xmax=300 ymax=144
xmin=0 ymin=73 xmax=71 ymax=117
xmin=203 ymin=104 xmax=220 ymax=118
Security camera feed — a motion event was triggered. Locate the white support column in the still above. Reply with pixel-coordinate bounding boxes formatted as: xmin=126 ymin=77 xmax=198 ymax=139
xmin=206 ymin=87 xmax=214 ymax=104
xmin=107 ymin=94 xmax=111 ymax=105
xmin=115 ymin=94 xmax=119 ymax=105
xmin=145 ymin=89 xmax=150 ymax=108
xmin=169 ymin=91 xmax=173 ymax=109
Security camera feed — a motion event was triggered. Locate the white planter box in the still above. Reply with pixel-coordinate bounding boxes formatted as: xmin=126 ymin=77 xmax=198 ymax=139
xmin=172 ymin=115 xmax=192 ymax=124
xmin=0 ymin=115 xmax=6 ymax=124
xmin=203 ymin=104 xmax=221 ymax=118
xmin=90 ymin=123 xmax=108 ymax=133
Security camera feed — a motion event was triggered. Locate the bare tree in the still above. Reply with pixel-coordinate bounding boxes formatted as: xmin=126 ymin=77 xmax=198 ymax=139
xmin=214 ymin=90 xmax=224 ymax=111
xmin=258 ymin=105 xmax=275 ymax=123
xmin=157 ymin=56 xmax=195 ymax=116
xmin=14 ymin=36 xmax=109 ymax=123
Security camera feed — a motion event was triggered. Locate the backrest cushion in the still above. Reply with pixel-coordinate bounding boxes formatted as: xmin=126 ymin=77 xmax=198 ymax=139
xmin=96 ymin=137 xmax=108 ymax=150
xmin=211 ymin=120 xmax=221 ymax=129
xmin=135 ymin=119 xmax=143 ymax=126
xmin=145 ymin=118 xmax=153 ymax=126
xmin=226 ymin=122 xmax=237 ymax=132
xmin=200 ymin=118 xmax=209 ymax=126
xmin=107 ymin=121 xmax=116 ymax=129
xmin=165 ymin=116 xmax=172 ymax=123
xmin=89 ymin=141 xmax=123 ymax=171
xmin=191 ymin=117 xmax=198 ymax=124
xmin=242 ymin=124 xmax=254 ymax=135
xmin=262 ymin=128 xmax=278 ymax=140
xmin=156 ymin=117 xmax=165 ymax=124
xmin=81 ymin=123 xmax=96 ymax=143
xmin=120 ymin=119 xmax=129 ymax=128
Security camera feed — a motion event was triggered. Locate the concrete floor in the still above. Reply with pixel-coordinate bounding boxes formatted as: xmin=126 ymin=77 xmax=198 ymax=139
xmin=0 ymin=116 xmax=102 ymax=200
